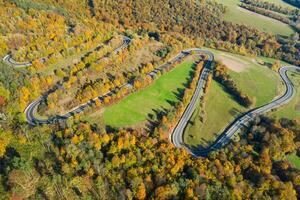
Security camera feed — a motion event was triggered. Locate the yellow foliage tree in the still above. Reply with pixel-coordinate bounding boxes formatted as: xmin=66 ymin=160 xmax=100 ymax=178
xmin=134 ymin=80 xmax=142 ymax=89
xmin=0 ymin=130 xmax=12 ymax=157
xmin=136 ymin=183 xmax=146 ymax=200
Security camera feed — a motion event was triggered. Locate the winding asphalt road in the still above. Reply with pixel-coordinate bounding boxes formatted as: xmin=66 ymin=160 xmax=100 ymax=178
xmin=24 ymin=44 xmax=206 ymax=125
xmin=6 ymin=39 xmax=299 ymax=156
xmin=25 ymin=36 xmax=131 ymax=125
xmin=3 ymin=54 xmax=32 ymax=67
xmin=173 ymin=63 xmax=299 ymax=157
xmin=2 ymin=36 xmax=127 ymax=68
xmin=171 ymin=49 xmax=214 ymax=147
xmin=192 ymin=66 xmax=299 ymax=157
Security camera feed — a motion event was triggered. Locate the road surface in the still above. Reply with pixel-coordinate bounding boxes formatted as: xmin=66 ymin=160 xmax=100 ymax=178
xmin=2 ymin=36 xmax=129 ymax=68
xmin=3 ymin=54 xmax=32 ymax=68
xmin=8 ymin=40 xmax=298 ymax=157
xmin=24 ymin=45 xmax=208 ymax=125
xmin=174 ymin=65 xmax=299 ymax=157
xmin=171 ymin=49 xmax=214 ymax=147
xmin=25 ymin=36 xmax=131 ymax=125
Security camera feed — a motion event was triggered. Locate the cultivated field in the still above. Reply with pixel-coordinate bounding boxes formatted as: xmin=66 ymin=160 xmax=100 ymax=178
xmin=216 ymin=0 xmax=295 ymax=36
xmin=264 ymin=0 xmax=297 ymax=9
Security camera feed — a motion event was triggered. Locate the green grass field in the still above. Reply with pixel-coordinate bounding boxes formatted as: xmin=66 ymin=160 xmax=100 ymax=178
xmin=103 ymin=61 xmax=195 ymax=127
xmin=229 ymin=65 xmax=281 ymax=107
xmin=287 ymin=154 xmax=300 ymax=169
xmin=184 ymin=80 xmax=246 ymax=147
xmin=100 ymin=45 xmax=286 ymax=146
xmin=216 ymin=0 xmax=294 ymax=36
xmin=204 ymin=47 xmax=283 ymax=107
xmin=272 ymin=71 xmax=300 ymax=119
xmin=99 ymin=44 xmax=294 ymax=148
xmin=184 ymin=48 xmax=282 ymax=147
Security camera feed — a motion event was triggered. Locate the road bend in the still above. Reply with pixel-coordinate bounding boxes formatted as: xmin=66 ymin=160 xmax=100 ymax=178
xmin=14 ymin=39 xmax=299 ymax=157
xmin=24 ymin=36 xmax=131 ymax=125
xmin=176 ymin=65 xmax=299 ymax=157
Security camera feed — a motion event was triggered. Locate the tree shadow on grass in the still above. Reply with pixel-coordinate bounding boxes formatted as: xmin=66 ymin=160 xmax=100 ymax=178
xmin=171 ymin=63 xmax=198 ymax=100
xmin=229 ymin=108 xmax=242 ymax=117
xmin=144 ymin=107 xmax=169 ymax=134
xmin=173 ymin=88 xmax=185 ymax=101
xmin=218 ymin=83 xmax=249 ymax=107
xmin=184 ymin=138 xmax=210 ymax=151
xmin=143 ymin=62 xmax=203 ymax=135
xmin=166 ymin=99 xmax=177 ymax=107
xmin=184 ymin=130 xmax=229 ymax=156
xmin=105 ymin=125 xmax=119 ymax=133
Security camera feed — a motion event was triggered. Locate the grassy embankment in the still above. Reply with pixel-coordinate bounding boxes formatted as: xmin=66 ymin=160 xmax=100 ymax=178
xmin=272 ymin=71 xmax=300 ymax=119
